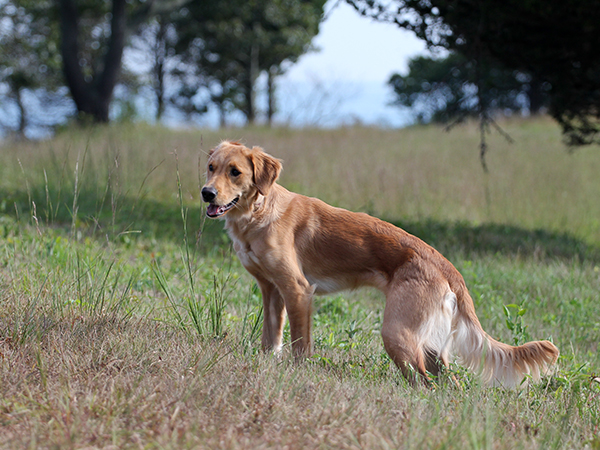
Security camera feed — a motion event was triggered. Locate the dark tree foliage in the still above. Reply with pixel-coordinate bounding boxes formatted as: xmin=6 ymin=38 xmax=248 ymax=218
xmin=174 ymin=0 xmax=326 ymax=126
xmin=0 ymin=0 xmax=68 ymax=137
xmin=130 ymin=12 xmax=193 ymax=123
xmin=57 ymin=0 xmax=189 ymax=123
xmin=389 ymin=53 xmax=549 ymax=124
xmin=348 ymin=0 xmax=600 ymax=146
xmin=1 ymin=0 xmax=325 ymax=129
xmin=130 ymin=15 xmax=178 ymax=121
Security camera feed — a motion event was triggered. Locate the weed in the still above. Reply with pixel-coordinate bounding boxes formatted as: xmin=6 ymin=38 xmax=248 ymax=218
xmin=206 ymin=274 xmax=231 ymax=339
xmin=238 ymin=283 xmax=263 ymax=355
xmin=503 ymin=302 xmax=530 ymax=346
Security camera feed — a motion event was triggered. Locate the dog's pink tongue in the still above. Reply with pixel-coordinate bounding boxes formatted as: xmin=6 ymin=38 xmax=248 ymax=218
xmin=207 ymin=204 xmax=219 ymax=216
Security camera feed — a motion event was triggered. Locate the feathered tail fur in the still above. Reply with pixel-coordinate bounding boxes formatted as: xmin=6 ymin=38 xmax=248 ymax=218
xmin=451 ymin=292 xmax=559 ymax=387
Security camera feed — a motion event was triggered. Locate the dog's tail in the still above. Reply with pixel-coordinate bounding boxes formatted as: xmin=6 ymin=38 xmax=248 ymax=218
xmin=452 ymin=289 xmax=559 ymax=387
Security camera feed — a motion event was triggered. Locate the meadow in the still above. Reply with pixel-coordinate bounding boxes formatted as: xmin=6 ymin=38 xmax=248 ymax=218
xmin=0 ymin=117 xmax=599 ymax=449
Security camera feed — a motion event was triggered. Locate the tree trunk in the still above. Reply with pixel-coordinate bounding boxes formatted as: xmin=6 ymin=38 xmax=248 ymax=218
xmin=245 ymin=24 xmax=260 ymax=125
xmin=9 ymin=84 xmax=27 ymax=138
xmin=58 ymin=0 xmax=127 ymax=123
xmin=218 ymin=101 xmax=227 ymax=128
xmin=267 ymin=67 xmax=277 ymax=127
xmin=527 ymin=77 xmax=547 ymax=115
xmin=16 ymin=88 xmax=26 ymax=136
xmin=154 ymin=18 xmax=167 ymax=122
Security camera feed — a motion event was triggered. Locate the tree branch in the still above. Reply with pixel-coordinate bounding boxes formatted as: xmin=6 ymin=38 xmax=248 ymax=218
xmin=128 ymin=0 xmax=193 ymax=32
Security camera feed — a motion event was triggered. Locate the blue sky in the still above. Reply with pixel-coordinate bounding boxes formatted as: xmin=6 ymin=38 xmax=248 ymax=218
xmin=277 ymin=0 xmax=429 ymax=127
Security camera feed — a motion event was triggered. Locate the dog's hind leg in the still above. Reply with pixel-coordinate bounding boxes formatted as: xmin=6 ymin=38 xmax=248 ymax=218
xmin=424 ymin=349 xmax=445 ymax=377
xmin=381 ymin=295 xmax=428 ymax=383
xmin=381 ymin=278 xmax=453 ymax=385
xmin=381 ymin=325 xmax=429 ymax=384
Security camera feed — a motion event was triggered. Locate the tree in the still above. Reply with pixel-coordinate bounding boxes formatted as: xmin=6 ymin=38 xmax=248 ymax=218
xmin=171 ymin=3 xmax=246 ymax=126
xmin=2 ymin=0 xmax=324 ymax=129
xmin=57 ymin=0 xmax=189 ymax=123
xmin=389 ymin=53 xmax=549 ymax=124
xmin=0 ymin=0 xmax=66 ymax=137
xmin=174 ymin=0 xmax=326 ymax=126
xmin=259 ymin=0 xmax=327 ymax=125
xmin=129 ymin=14 xmax=181 ymax=122
xmin=347 ymin=0 xmax=600 ymax=146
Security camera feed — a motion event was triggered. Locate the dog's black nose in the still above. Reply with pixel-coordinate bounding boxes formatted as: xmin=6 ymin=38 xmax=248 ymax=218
xmin=201 ymin=186 xmax=217 ymax=202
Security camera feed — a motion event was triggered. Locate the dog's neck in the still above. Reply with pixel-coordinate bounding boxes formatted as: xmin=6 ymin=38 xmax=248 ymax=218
xmin=225 ymin=190 xmax=268 ymax=233
xmin=252 ymin=193 xmax=266 ymax=213
xmin=225 ymin=184 xmax=286 ymax=237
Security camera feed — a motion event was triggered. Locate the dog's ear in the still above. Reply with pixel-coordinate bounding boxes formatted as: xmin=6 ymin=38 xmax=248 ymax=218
xmin=250 ymin=147 xmax=282 ymax=196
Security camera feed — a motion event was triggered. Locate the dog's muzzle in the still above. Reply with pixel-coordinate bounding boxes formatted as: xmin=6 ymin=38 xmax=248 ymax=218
xmin=205 ymin=197 xmax=239 ymax=218
xmin=202 ymin=187 xmax=239 ymax=217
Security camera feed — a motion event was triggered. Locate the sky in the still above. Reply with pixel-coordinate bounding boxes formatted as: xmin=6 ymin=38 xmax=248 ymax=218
xmin=276 ymin=0 xmax=429 ymax=128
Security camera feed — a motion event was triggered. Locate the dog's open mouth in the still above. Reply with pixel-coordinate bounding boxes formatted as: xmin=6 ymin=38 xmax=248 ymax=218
xmin=206 ymin=197 xmax=239 ymax=217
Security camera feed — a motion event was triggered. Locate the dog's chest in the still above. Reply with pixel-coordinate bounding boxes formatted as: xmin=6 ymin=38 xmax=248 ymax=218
xmin=237 ymin=246 xmax=261 ymax=269
xmin=230 ymin=236 xmax=261 ymax=270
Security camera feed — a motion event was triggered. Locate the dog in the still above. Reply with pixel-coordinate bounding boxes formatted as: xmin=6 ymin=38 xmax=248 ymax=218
xmin=201 ymin=141 xmax=559 ymax=387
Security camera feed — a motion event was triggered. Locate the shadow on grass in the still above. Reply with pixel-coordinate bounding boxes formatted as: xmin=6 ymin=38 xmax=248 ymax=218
xmin=2 ymin=186 xmax=598 ymax=262
xmin=1 ymin=187 xmax=229 ymax=251
xmin=394 ymin=218 xmax=600 ymax=263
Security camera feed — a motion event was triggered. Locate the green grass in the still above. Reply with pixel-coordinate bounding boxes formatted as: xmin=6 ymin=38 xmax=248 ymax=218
xmin=1 ymin=118 xmax=600 ymax=449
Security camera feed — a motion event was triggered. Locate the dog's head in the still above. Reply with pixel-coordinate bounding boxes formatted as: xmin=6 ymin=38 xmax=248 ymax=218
xmin=201 ymin=141 xmax=282 ymax=219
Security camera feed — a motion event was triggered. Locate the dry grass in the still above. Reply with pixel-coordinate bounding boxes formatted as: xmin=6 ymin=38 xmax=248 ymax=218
xmin=1 ymin=117 xmax=600 ymax=449
xmin=2 ymin=308 xmax=597 ymax=449
xmin=2 ymin=308 xmax=598 ymax=449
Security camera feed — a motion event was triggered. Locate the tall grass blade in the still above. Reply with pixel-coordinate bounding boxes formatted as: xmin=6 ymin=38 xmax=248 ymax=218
xmin=151 ymin=260 xmax=187 ymax=332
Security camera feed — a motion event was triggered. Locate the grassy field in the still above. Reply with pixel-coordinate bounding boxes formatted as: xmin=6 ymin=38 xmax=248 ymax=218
xmin=1 ymin=117 xmax=599 ymax=449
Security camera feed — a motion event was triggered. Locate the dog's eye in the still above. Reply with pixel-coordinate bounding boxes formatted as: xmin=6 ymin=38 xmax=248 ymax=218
xmin=208 ymin=164 xmax=214 ymax=172
xmin=230 ymin=168 xmax=241 ymax=177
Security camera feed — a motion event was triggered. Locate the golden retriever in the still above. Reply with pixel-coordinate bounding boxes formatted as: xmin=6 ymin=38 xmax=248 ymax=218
xmin=201 ymin=141 xmax=559 ymax=386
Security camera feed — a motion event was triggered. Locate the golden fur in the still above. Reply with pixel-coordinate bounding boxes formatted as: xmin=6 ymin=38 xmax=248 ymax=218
xmin=201 ymin=141 xmax=559 ymax=387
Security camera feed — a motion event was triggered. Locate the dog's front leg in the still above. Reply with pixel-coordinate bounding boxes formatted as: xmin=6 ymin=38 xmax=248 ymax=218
xmin=255 ymin=276 xmax=286 ymax=354
xmin=275 ymin=274 xmax=314 ymax=358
